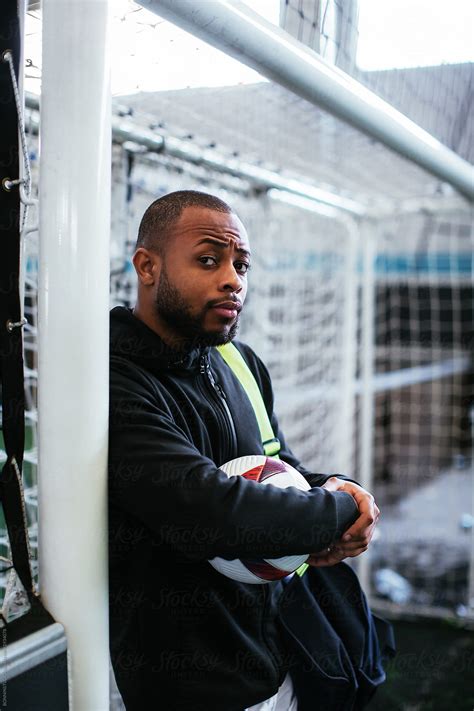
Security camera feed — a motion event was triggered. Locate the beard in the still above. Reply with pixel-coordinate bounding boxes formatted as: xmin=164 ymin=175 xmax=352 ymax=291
xmin=154 ymin=264 xmax=240 ymax=350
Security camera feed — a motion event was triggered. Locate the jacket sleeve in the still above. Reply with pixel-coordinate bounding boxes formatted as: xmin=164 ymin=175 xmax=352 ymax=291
xmin=234 ymin=342 xmax=360 ymax=489
xmin=109 ymin=359 xmax=359 ymax=563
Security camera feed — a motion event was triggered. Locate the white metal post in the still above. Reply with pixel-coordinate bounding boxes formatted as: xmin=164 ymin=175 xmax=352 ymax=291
xmin=358 ymin=220 xmax=377 ymax=595
xmin=38 ymin=1 xmax=111 ymax=709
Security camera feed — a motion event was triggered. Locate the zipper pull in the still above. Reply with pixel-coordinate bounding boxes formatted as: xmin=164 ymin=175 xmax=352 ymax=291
xmin=206 ymin=362 xmax=216 ymax=384
xmin=216 ymin=383 xmax=227 ymax=399
xmin=204 ymin=358 xmax=227 ymax=399
xmin=199 ymin=355 xmax=206 ymax=375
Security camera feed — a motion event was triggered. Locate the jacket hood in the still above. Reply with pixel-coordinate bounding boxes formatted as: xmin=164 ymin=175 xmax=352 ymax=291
xmin=110 ymin=306 xmax=210 ymax=374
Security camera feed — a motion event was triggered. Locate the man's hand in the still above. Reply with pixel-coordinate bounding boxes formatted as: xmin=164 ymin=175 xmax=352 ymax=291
xmin=308 ymin=477 xmax=380 ymax=568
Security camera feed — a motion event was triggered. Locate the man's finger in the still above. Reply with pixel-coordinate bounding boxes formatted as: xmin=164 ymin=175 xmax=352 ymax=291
xmin=308 ymin=536 xmax=372 ymax=566
xmin=308 ymin=553 xmax=343 ymax=567
xmin=342 ymin=520 xmax=373 ymax=542
xmin=341 ymin=527 xmax=375 ymax=549
xmin=333 ymin=538 xmax=372 ymax=553
xmin=342 ymin=506 xmax=380 ymax=543
xmin=307 ymin=546 xmax=347 ymax=567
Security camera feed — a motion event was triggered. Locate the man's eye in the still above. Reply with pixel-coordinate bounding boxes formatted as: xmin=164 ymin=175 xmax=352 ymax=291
xmin=236 ymin=262 xmax=251 ymax=274
xmin=199 ymin=256 xmax=217 ymax=266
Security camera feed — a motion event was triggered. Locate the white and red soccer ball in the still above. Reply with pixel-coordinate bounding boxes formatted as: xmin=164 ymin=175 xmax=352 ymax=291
xmin=209 ymin=455 xmax=310 ymax=584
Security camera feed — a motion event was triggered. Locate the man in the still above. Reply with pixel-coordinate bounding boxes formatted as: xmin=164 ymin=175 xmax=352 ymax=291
xmin=108 ymin=190 xmax=380 ymax=711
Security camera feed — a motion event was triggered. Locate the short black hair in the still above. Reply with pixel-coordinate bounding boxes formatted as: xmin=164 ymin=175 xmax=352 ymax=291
xmin=135 ymin=190 xmax=235 ymax=254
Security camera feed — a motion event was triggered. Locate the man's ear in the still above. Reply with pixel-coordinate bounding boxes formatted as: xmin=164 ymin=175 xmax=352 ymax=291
xmin=132 ymin=248 xmax=161 ymax=286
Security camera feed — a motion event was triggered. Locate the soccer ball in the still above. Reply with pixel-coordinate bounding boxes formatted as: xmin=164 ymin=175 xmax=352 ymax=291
xmin=209 ymin=455 xmax=310 ymax=584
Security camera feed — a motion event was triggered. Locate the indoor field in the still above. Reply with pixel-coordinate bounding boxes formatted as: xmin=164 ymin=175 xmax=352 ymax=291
xmin=0 ymin=1 xmax=472 ymax=710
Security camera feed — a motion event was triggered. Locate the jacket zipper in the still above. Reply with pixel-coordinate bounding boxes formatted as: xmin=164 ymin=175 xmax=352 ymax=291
xmin=201 ymin=354 xmax=281 ymax=684
xmin=199 ymin=353 xmax=238 ymax=462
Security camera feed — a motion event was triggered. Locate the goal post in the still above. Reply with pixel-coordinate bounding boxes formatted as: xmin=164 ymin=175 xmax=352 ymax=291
xmin=38 ymin=0 xmax=111 ymax=708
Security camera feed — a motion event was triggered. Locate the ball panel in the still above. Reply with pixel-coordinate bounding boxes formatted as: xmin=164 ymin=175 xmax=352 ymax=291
xmin=262 ymin=470 xmax=311 ymax=492
xmin=259 ymin=457 xmax=289 ymax=481
xmin=209 ymin=556 xmax=266 ymax=584
xmin=220 ymin=455 xmax=266 ymax=477
xmin=265 ymin=554 xmax=309 ymax=572
xmin=242 ymin=465 xmax=266 ymax=482
xmin=244 ymin=559 xmax=292 ymax=581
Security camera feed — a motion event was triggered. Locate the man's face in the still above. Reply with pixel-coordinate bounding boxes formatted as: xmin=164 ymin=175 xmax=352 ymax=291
xmin=152 ymin=206 xmax=251 ymax=348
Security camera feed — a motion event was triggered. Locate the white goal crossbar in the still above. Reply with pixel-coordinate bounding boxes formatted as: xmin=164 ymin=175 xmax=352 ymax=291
xmin=138 ymin=0 xmax=474 ymax=202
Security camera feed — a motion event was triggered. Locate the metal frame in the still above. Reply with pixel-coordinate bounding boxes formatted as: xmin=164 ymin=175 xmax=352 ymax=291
xmin=38 ymin=1 xmax=111 ymax=708
xmin=138 ymin=0 xmax=474 ymax=202
xmin=25 ymin=93 xmax=365 ymax=216
xmin=28 ymin=6 xmax=472 ymax=707
xmin=1 ymin=623 xmax=67 ymax=682
xmin=25 ymin=94 xmax=470 ymax=219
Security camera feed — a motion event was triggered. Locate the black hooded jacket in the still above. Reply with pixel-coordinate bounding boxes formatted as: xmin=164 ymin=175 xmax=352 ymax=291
xmin=108 ymin=306 xmax=359 ymax=710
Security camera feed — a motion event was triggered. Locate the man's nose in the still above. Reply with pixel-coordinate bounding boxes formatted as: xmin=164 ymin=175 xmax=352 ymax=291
xmin=220 ymin=262 xmax=243 ymax=292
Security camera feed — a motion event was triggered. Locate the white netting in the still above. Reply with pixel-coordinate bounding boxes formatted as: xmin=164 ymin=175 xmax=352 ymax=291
xmin=362 ymin=211 xmax=473 ymax=610
xmin=277 ymin=0 xmax=473 ymax=612
xmin=0 ymin=52 xmax=40 ymax=620
xmin=281 ymin=0 xmax=473 ymax=162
